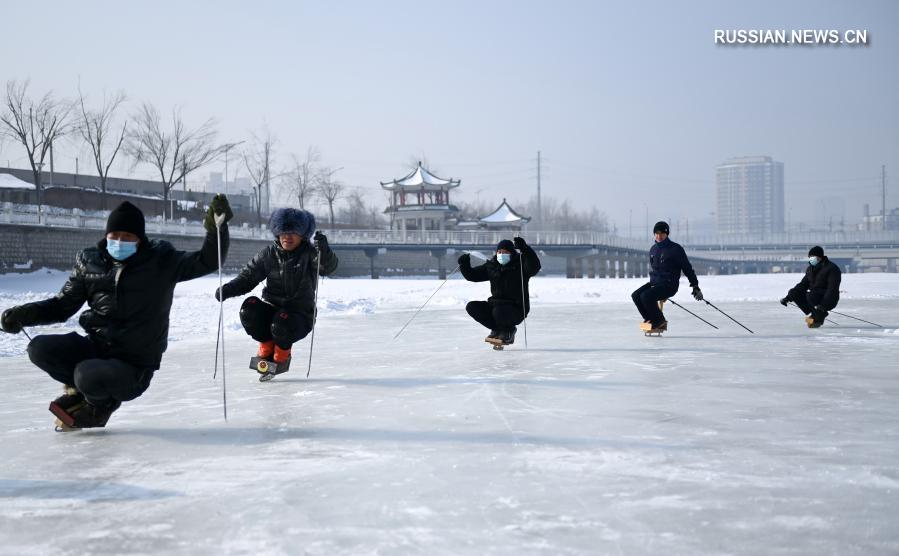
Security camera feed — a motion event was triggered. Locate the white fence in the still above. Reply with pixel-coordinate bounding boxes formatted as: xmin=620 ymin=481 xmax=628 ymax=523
xmin=4 ymin=205 xmax=899 ymax=249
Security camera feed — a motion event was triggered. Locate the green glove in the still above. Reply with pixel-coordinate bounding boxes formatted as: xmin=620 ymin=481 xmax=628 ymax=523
xmin=204 ymin=194 xmax=233 ymax=232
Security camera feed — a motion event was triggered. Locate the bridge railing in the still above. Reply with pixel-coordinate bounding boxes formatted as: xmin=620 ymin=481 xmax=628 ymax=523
xmin=4 ymin=204 xmax=898 ymax=250
xmin=688 ymin=230 xmax=899 ymax=247
xmin=0 ymin=205 xmax=647 ymax=248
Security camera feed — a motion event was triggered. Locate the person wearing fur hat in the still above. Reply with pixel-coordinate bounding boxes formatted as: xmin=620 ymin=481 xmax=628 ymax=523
xmin=779 ymin=246 xmax=842 ymax=328
xmin=458 ymin=237 xmax=541 ymax=347
xmin=0 ymin=196 xmax=233 ymax=430
xmin=631 ymin=221 xmax=702 ymax=333
xmin=216 ymin=208 xmax=338 ymax=373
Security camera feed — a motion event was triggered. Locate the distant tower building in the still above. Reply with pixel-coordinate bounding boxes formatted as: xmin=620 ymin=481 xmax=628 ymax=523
xmin=716 ymin=156 xmax=784 ymax=236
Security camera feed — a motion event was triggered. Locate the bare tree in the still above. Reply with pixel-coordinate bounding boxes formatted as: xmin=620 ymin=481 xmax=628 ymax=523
xmin=0 ymin=80 xmax=73 ymax=211
xmin=338 ymin=191 xmax=368 ymax=227
xmin=286 ymin=146 xmax=320 ymax=209
xmin=127 ymin=102 xmax=226 ymax=220
xmin=317 ymin=167 xmax=345 ymax=226
xmin=243 ymin=130 xmax=276 ymax=226
xmin=77 ymin=87 xmax=128 ymax=210
xmin=406 ymin=152 xmax=434 ymax=173
xmin=456 ymin=198 xmax=494 ymax=221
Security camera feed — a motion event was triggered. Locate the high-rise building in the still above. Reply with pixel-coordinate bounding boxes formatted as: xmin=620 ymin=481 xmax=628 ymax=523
xmin=716 ymin=156 xmax=784 ymax=236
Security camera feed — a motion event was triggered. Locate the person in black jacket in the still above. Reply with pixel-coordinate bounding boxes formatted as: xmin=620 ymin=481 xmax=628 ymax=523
xmin=779 ymin=245 xmax=841 ymax=328
xmin=631 ymin=221 xmax=702 ymax=331
xmin=0 ymin=197 xmax=233 ymax=429
xmin=459 ymin=237 xmax=541 ymax=346
xmin=216 ymin=208 xmax=338 ymax=370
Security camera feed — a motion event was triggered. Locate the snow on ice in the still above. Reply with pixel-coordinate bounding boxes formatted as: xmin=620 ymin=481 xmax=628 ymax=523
xmin=1 ymin=270 xmax=898 ymax=554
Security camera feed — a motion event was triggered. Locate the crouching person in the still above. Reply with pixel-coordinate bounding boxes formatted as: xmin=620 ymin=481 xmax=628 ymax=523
xmin=0 ymin=197 xmax=232 ymax=430
xmin=216 ymin=208 xmax=337 ymax=377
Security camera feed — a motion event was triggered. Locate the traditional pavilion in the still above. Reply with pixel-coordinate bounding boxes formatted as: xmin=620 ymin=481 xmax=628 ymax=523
xmin=381 ymin=162 xmax=460 ymax=232
xmin=478 ymin=198 xmax=531 ymax=231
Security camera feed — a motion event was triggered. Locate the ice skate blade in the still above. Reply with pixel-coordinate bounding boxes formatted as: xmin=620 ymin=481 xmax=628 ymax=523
xmin=492 ymin=344 xmax=504 ymax=351
xmin=54 ymin=418 xmax=81 ymax=432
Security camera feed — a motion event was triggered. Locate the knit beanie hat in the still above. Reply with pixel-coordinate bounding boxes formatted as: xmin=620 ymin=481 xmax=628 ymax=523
xmin=496 ymin=239 xmax=515 ymax=252
xmin=106 ymin=201 xmax=145 ymax=237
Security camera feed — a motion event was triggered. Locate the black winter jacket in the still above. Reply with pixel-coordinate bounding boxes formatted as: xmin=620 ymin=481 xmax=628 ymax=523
xmin=460 ymin=244 xmax=541 ymax=313
xmin=11 ymin=229 xmax=229 ymax=370
xmin=220 ymin=240 xmax=338 ymax=319
xmin=791 ymin=257 xmax=841 ymax=308
xmin=648 ymin=238 xmax=698 ymax=291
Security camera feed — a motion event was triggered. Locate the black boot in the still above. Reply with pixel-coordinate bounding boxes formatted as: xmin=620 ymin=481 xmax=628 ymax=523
xmin=48 ymin=385 xmax=87 ymax=428
xmin=812 ymin=308 xmax=828 ymax=325
xmin=499 ymin=327 xmax=517 ymax=345
xmin=70 ymin=399 xmax=122 ymax=429
xmin=485 ymin=329 xmax=500 ymax=342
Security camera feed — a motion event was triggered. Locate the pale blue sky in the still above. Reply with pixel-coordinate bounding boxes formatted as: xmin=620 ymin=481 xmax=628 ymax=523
xmin=1 ymin=0 xmax=896 ymax=233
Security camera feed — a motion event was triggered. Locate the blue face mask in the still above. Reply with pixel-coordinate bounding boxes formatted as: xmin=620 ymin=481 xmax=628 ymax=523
xmin=808 ymin=256 xmax=820 ymax=266
xmin=107 ymin=239 xmax=138 ymax=261
xmin=497 ymin=253 xmax=511 ymax=265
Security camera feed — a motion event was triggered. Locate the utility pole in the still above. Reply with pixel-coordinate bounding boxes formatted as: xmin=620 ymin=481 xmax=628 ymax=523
xmin=49 ymin=140 xmax=55 ymax=190
xmin=221 ymin=140 xmax=245 ymax=196
xmin=882 ymin=165 xmax=887 ymax=231
xmin=536 ymin=150 xmax=542 ymax=229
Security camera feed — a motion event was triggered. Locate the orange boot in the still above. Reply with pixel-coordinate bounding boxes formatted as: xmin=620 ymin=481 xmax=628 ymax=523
xmin=257 ymin=340 xmax=275 ymax=359
xmin=274 ymin=345 xmax=292 ymax=366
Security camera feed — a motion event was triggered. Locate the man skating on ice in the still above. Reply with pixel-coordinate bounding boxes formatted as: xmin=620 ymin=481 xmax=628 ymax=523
xmin=631 ymin=221 xmax=702 ymax=333
xmin=215 ymin=208 xmax=337 ymax=376
xmin=779 ymin=245 xmax=841 ymax=328
xmin=0 ymin=197 xmax=232 ymax=429
xmin=459 ymin=237 xmax=541 ymax=347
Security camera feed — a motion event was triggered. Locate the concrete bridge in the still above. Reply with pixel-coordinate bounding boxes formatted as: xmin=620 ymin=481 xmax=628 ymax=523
xmin=2 ymin=206 xmax=898 ymax=277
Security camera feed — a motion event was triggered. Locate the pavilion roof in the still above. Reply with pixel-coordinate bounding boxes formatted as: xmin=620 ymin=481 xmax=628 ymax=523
xmin=380 ymin=162 xmax=460 ymax=190
xmin=479 ymin=198 xmax=531 ymax=224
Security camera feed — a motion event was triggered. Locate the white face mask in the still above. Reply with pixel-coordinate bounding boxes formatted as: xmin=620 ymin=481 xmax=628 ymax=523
xmin=808 ymin=256 xmax=821 ymax=266
xmin=497 ymin=253 xmax=511 ymax=265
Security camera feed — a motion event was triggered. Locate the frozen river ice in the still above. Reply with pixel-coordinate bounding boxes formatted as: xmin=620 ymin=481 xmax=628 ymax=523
xmin=1 ymin=273 xmax=898 ymax=554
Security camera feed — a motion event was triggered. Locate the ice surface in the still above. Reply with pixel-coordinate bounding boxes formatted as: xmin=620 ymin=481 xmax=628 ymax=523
xmin=1 ymin=272 xmax=898 ymax=554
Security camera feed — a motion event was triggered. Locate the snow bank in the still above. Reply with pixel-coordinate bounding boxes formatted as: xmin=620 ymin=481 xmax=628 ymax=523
xmin=1 ymin=269 xmax=897 ymax=357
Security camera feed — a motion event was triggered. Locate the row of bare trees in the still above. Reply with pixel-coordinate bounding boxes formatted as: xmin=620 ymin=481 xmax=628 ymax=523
xmin=1 ymin=80 xmax=230 ymax=217
xmin=1 ymin=79 xmax=359 ymax=225
xmin=456 ymin=195 xmax=610 ymax=232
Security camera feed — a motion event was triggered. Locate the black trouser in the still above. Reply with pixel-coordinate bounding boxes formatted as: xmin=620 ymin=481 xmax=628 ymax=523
xmin=788 ymin=287 xmax=837 ymax=315
xmin=240 ymin=296 xmax=313 ymax=349
xmin=465 ymin=301 xmax=524 ymax=333
xmin=26 ymin=332 xmax=152 ymax=407
xmin=631 ymin=282 xmax=678 ymax=326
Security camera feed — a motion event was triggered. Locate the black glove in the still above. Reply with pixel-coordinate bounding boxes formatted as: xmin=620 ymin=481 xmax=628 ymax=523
xmin=313 ymin=231 xmax=329 ymax=252
xmin=204 ymin=194 xmax=234 ymax=232
xmin=691 ymin=286 xmax=703 ymax=301
xmin=1 ymin=307 xmax=23 ymax=334
xmin=214 ymin=287 xmax=227 ymax=302
xmin=780 ymin=297 xmax=789 ymax=307
xmin=513 ymin=236 xmax=527 ymax=250
xmin=457 ymin=253 xmax=471 ymax=267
